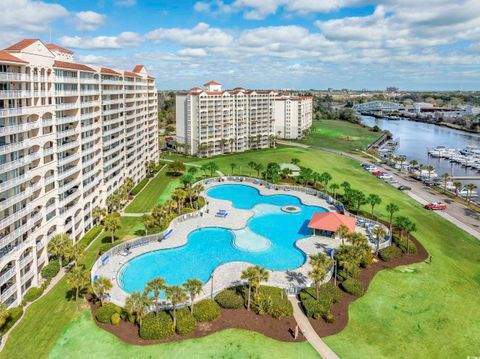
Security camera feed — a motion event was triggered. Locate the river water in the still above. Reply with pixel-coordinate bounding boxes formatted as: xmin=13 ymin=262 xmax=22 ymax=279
xmin=360 ymin=115 xmax=480 ymax=192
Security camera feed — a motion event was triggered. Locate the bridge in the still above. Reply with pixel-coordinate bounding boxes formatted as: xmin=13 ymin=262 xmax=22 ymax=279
xmin=450 ymin=176 xmax=480 ymax=180
xmin=353 ymin=101 xmax=403 ymax=112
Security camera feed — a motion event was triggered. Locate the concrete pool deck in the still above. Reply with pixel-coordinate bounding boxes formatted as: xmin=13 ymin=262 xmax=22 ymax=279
xmin=94 ymin=178 xmax=369 ymax=307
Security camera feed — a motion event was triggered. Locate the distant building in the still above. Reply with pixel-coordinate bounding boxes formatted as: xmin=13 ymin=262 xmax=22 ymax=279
xmin=273 ymin=95 xmax=312 ymax=139
xmin=386 ymin=86 xmax=399 ymax=93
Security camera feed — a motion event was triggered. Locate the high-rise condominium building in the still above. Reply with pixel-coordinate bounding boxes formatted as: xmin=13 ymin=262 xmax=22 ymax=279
xmin=0 ymin=39 xmax=158 ymax=307
xmin=176 ymin=81 xmax=312 ymax=157
xmin=273 ymin=95 xmax=313 ymax=140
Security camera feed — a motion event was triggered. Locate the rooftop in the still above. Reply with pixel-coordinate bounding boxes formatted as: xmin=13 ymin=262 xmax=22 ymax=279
xmin=308 ymin=212 xmax=356 ymax=233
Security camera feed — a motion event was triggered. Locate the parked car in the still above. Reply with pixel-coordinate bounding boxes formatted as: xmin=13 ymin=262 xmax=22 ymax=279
xmin=379 ymin=173 xmax=393 ymax=180
xmin=366 ymin=166 xmax=378 ymax=172
xmin=372 ymin=171 xmax=383 ymax=176
xmin=398 ymin=185 xmax=412 ymax=191
xmin=424 ymin=202 xmax=447 ymax=210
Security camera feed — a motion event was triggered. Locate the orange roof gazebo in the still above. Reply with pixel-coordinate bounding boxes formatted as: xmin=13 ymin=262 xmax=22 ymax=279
xmin=308 ymin=212 xmax=356 ymax=234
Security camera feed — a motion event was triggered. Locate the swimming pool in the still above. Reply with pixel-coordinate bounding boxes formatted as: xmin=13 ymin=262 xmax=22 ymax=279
xmin=119 ymin=184 xmax=327 ymax=294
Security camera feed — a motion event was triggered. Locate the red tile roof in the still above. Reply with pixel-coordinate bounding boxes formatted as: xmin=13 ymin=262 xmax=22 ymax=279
xmin=53 ymin=60 xmax=95 ymax=72
xmin=132 ymin=65 xmax=145 ymax=73
xmin=204 ymin=81 xmax=220 ymax=86
xmin=307 ymin=212 xmax=356 ymax=233
xmin=124 ymin=71 xmax=140 ymax=77
xmin=0 ymin=51 xmax=28 ymax=64
xmin=46 ymin=44 xmax=73 ymax=54
xmin=101 ymin=67 xmax=121 ymax=75
xmin=4 ymin=39 xmax=39 ymax=52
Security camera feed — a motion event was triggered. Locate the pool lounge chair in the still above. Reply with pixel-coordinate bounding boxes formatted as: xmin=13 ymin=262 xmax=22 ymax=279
xmin=215 ymin=211 xmax=228 ymax=218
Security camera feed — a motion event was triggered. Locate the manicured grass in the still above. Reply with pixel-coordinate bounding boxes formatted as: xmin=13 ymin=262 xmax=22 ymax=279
xmin=299 ymin=119 xmax=381 ymax=152
xmin=49 ymin=311 xmax=319 ymax=359
xmin=190 ymin=146 xmax=480 ymax=358
xmin=124 ymin=167 xmax=180 ymax=213
xmin=1 ymin=217 xmax=142 ymax=359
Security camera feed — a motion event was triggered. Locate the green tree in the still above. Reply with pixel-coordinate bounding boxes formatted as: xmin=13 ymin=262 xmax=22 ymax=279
xmin=92 ymin=276 xmax=113 ymax=306
xmin=103 ymin=212 xmax=121 ymax=243
xmin=188 ymin=166 xmax=198 ymax=177
xmin=66 ymin=266 xmax=89 ymax=310
xmin=320 ymin=172 xmax=332 ymax=189
xmin=254 ymin=163 xmax=264 ymax=178
xmin=441 ymin=173 xmax=450 ymax=191
xmin=168 ymin=160 xmax=185 ymax=176
xmin=372 ymin=226 xmax=387 ymax=254
xmin=385 ymin=203 xmax=400 ymax=233
xmin=329 ymin=183 xmax=340 ymax=200
xmin=425 ymin=165 xmax=435 ymax=180
xmin=367 ymin=193 xmax=382 ymax=218
xmin=142 ymin=214 xmax=156 ymax=235
xmin=165 ymin=285 xmax=187 ymax=330
xmin=230 ymin=163 xmax=237 ymax=175
xmin=125 ymin=291 xmax=152 ymax=326
xmin=92 ymin=206 xmax=106 ymax=225
xmin=70 ymin=242 xmax=85 ymax=267
xmin=465 ymin=183 xmax=478 ymax=206
xmin=241 ymin=266 xmax=259 ymax=311
xmin=291 ymin=158 xmax=300 ymax=166
xmin=145 ymin=277 xmax=166 ymax=315
xmin=335 ymin=224 xmax=350 ymax=245
xmin=308 ymin=253 xmax=333 ymax=300
xmin=395 ymin=216 xmax=417 ymax=253
xmin=452 ymin=181 xmax=462 ymax=196
xmin=123 ymin=177 xmax=135 ymax=194
xmin=248 ymin=161 xmax=256 ymax=176
xmin=47 ymin=233 xmax=73 ymax=268
xmin=350 ymin=190 xmax=367 ymax=214
xmin=183 ymin=278 xmax=203 ymax=315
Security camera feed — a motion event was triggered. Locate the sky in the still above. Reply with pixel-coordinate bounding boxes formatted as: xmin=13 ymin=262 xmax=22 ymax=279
xmin=2 ymin=0 xmax=480 ymax=91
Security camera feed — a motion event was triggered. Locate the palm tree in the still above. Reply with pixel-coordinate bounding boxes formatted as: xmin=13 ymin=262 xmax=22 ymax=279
xmin=165 ymin=285 xmax=186 ymax=330
xmin=230 ymin=163 xmax=237 ymax=175
xmin=125 ymin=291 xmax=152 ymax=326
xmin=145 ymin=277 xmax=166 ymax=315
xmin=291 ymin=158 xmax=300 ymax=166
xmin=103 ymin=212 xmax=121 ymax=243
xmin=334 ymin=245 xmax=360 ymax=277
xmin=254 ymin=266 xmax=269 ymax=296
xmin=200 ymin=163 xmax=209 ymax=177
xmin=207 ymin=162 xmax=219 ymax=177
xmin=372 ymin=226 xmax=387 ymax=254
xmin=346 ymin=232 xmax=368 ymax=247
xmin=320 ymin=172 xmax=332 ymax=189
xmin=367 ymin=193 xmax=382 ymax=218
xmin=385 ymin=202 xmax=400 ymax=233
xmin=142 ymin=214 xmax=156 ymax=235
xmin=350 ymin=190 xmax=367 ymax=214
xmin=92 ymin=206 xmax=106 ymax=225
xmin=335 ymin=224 xmax=350 ymax=245
xmin=172 ymin=188 xmax=188 ymax=213
xmin=453 ymin=181 xmax=462 ymax=196
xmin=241 ymin=266 xmax=259 ymax=311
xmin=123 ymin=177 xmax=135 ymax=194
xmin=425 ymin=165 xmax=435 ymax=180
xmin=254 ymin=163 xmax=264 ymax=178
xmin=248 ymin=161 xmax=256 ymax=176
xmin=281 ymin=167 xmax=293 ymax=180
xmin=66 ymin=266 xmax=89 ymax=310
xmin=308 ymin=253 xmax=333 ymax=300
xmin=92 ymin=276 xmax=113 ymax=306
xmin=441 ymin=173 xmax=450 ymax=191
xmin=183 ymin=278 xmax=203 ymax=315
xmin=408 ymin=159 xmax=418 ymax=173
xmin=329 ymin=183 xmax=340 ymax=200
xmin=340 ymin=181 xmax=351 ymax=198
xmin=47 ymin=233 xmax=73 ymax=268
xmin=70 ymin=243 xmax=85 ymax=267
xmin=395 ymin=216 xmax=416 ymax=253
xmin=465 ymin=183 xmax=478 ymax=206
xmin=188 ymin=166 xmax=198 ymax=177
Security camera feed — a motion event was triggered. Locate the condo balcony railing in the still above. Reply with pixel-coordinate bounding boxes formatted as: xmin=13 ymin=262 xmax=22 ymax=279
xmin=21 ymin=269 xmax=35 ymax=286
xmin=0 ymin=184 xmax=41 ymax=211
xmin=57 ymin=166 xmax=80 ymax=181
xmin=0 ymin=284 xmax=18 ymax=303
xmin=103 ymin=127 xmax=123 ymax=137
xmin=80 ymin=90 xmax=99 ymax=96
xmin=60 ymin=178 xmax=81 ymax=193
xmin=56 ymin=128 xmax=79 ymax=139
xmin=0 ymin=204 xmax=34 ymax=230
xmin=102 ymin=107 xmax=124 ymax=116
xmin=57 ymin=141 xmax=79 ymax=153
xmin=0 ymin=122 xmax=40 ymax=136
xmin=55 ymin=76 xmax=78 ymax=83
xmin=80 ymin=111 xmax=101 ymax=120
xmin=0 ymin=173 xmax=30 ymax=193
xmin=81 ymin=156 xmax=99 ymax=169
xmin=37 ymin=255 xmax=47 ymax=267
xmin=56 ymin=115 xmax=78 ymax=125
xmin=80 ymin=101 xmax=97 ymax=108
xmin=55 ymin=90 xmax=78 ymax=97
xmin=0 ymin=268 xmax=16 ymax=287
xmin=79 ymin=78 xmax=98 ymax=84
xmin=19 ymin=253 xmax=34 ymax=269
xmin=56 ymin=102 xmax=78 ymax=110
xmin=103 ymin=136 xmax=123 ymax=148
xmin=58 ymin=190 xmax=81 ymax=207
xmin=58 ymin=152 xmax=81 ymax=166
xmin=0 ymin=90 xmax=31 ymax=99
xmin=102 ymin=89 xmax=122 ymax=95
xmin=0 ymin=72 xmax=30 ymax=81
xmin=0 ymin=152 xmax=40 ymax=173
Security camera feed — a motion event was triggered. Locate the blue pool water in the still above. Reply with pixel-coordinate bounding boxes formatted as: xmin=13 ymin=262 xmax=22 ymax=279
xmin=119 ymin=184 xmax=327 ymax=294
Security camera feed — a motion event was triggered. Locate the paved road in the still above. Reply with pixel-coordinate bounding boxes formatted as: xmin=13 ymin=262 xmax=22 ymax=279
xmin=279 ymin=140 xmax=480 ymax=240
xmin=288 ymin=296 xmax=339 ymax=359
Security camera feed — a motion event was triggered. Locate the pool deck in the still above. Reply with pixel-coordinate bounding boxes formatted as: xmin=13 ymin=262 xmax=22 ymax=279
xmin=95 ymin=179 xmax=360 ymax=307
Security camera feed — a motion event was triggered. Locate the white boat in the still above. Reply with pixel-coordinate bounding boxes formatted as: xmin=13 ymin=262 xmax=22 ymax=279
xmin=458 ymin=187 xmax=479 ymax=198
xmin=459 ymin=145 xmax=479 ymax=156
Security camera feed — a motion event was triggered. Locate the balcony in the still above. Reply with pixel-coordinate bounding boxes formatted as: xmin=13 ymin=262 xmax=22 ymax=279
xmin=79 ymin=78 xmax=98 ymax=84
xmin=103 ymin=136 xmax=123 ymax=148
xmin=103 ymin=127 xmax=123 ymax=137
xmin=57 ymin=166 xmax=80 ymax=181
xmin=0 ymin=122 xmax=40 ymax=136
xmin=56 ymin=116 xmax=78 ymax=125
xmin=60 ymin=178 xmax=81 ymax=193
xmin=0 ymin=152 xmax=40 ymax=173
xmin=56 ymin=102 xmax=77 ymax=110
xmin=19 ymin=253 xmax=34 ymax=269
xmin=102 ymin=108 xmax=123 ymax=116
xmin=21 ymin=268 xmax=35 ymax=285
xmin=0 ymin=90 xmax=31 ymax=99
xmin=58 ymin=152 xmax=81 ymax=166
xmin=58 ymin=189 xmax=81 ymax=207
xmin=57 ymin=141 xmax=79 ymax=152
xmin=80 ymin=111 xmax=101 ymax=120
xmin=80 ymin=101 xmax=96 ymax=108
xmin=0 ymin=268 xmax=15 ymax=286
xmin=79 ymin=90 xmax=99 ymax=96
xmin=55 ymin=90 xmax=78 ymax=97
xmin=56 ymin=128 xmax=78 ymax=139
xmin=102 ymin=89 xmax=122 ymax=95
xmin=0 ymin=173 xmax=30 ymax=192
xmin=55 ymin=76 xmax=78 ymax=83
xmin=0 ymin=204 xmax=32 ymax=230
xmin=1 ymin=284 xmax=17 ymax=303
xmin=0 ymin=72 xmax=30 ymax=81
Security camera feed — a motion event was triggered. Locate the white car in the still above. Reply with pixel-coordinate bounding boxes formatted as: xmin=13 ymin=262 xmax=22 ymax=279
xmin=366 ymin=166 xmax=378 ymax=172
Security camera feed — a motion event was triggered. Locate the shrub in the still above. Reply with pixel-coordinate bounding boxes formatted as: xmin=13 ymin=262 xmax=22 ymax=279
xmin=299 ymin=284 xmax=340 ymax=320
xmin=140 ymin=311 xmax=174 ymax=339
xmin=397 ymin=239 xmax=417 ymax=254
xmin=80 ymin=226 xmax=103 ymax=246
xmin=336 ymin=269 xmax=349 ymax=282
xmin=215 ymin=289 xmax=244 ymax=309
xmin=0 ymin=307 xmax=23 ymax=335
xmin=193 ymin=299 xmax=220 ymax=322
xmin=379 ymin=245 xmax=403 ymax=262
xmin=249 ymin=286 xmax=293 ymax=319
xmin=176 ymin=308 xmax=196 ymax=336
xmin=131 ymin=178 xmax=149 ymax=196
xmin=22 ymin=286 xmax=44 ymax=304
xmin=96 ymin=303 xmax=121 ymax=324
xmin=323 ymin=312 xmax=336 ymax=323
xmin=41 ymin=260 xmax=60 ymax=280
xmin=111 ymin=313 xmax=121 ymax=325
xmin=98 ymin=242 xmax=116 ymax=255
xmin=340 ymin=278 xmax=364 ymax=297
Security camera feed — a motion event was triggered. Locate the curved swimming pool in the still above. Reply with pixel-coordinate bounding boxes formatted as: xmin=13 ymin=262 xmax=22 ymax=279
xmin=119 ymin=184 xmax=327 ymax=294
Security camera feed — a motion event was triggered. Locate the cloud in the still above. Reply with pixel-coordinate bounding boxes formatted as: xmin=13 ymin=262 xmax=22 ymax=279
xmin=0 ymin=0 xmax=68 ymax=32
xmin=177 ymin=48 xmax=208 ymax=57
xmin=60 ymin=32 xmax=143 ymax=49
xmin=146 ymin=23 xmax=233 ymax=47
xmin=75 ymin=11 xmax=106 ymax=32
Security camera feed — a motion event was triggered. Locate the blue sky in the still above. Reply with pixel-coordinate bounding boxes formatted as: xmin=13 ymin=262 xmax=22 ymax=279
xmin=2 ymin=0 xmax=480 ymax=90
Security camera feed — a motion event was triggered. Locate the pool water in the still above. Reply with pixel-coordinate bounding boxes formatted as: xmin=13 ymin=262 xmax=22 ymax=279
xmin=119 ymin=184 xmax=327 ymax=294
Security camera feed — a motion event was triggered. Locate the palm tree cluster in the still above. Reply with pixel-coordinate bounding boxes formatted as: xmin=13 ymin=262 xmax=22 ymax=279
xmin=125 ymin=277 xmax=203 ymax=330
xmin=334 ymin=232 xmax=373 ymax=278
xmin=308 ymin=253 xmax=333 ymax=300
xmin=241 ymin=266 xmax=269 ymax=311
xmin=200 ymin=161 xmax=219 ymax=177
xmin=105 ymin=177 xmax=136 ymax=212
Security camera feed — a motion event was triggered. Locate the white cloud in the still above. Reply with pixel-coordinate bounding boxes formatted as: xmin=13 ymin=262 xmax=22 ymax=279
xmin=146 ymin=23 xmax=233 ymax=47
xmin=75 ymin=11 xmax=106 ymax=32
xmin=60 ymin=32 xmax=143 ymax=49
xmin=0 ymin=0 xmax=68 ymax=32
xmin=178 ymin=48 xmax=208 ymax=57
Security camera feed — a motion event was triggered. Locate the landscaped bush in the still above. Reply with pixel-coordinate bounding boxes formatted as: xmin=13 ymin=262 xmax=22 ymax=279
xmin=41 ymin=260 xmax=60 ymax=280
xmin=340 ymin=278 xmax=364 ymax=297
xmin=192 ymin=299 xmax=220 ymax=322
xmin=96 ymin=303 xmax=121 ymax=324
xmin=80 ymin=226 xmax=103 ymax=246
xmin=299 ymin=284 xmax=340 ymax=320
xmin=110 ymin=313 xmax=121 ymax=325
xmin=176 ymin=308 xmax=196 ymax=336
xmin=249 ymin=286 xmax=293 ymax=319
xmin=0 ymin=307 xmax=23 ymax=335
xmin=396 ymin=239 xmax=417 ymax=254
xmin=215 ymin=289 xmax=244 ymax=309
xmin=131 ymin=178 xmax=149 ymax=196
xmin=98 ymin=242 xmax=117 ymax=255
xmin=22 ymin=287 xmax=44 ymax=304
xmin=140 ymin=311 xmax=174 ymax=339
xmin=379 ymin=245 xmax=403 ymax=262
xmin=336 ymin=269 xmax=349 ymax=282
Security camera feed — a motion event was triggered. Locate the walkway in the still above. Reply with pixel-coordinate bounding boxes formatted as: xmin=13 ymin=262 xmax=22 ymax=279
xmin=288 ymin=296 xmax=340 ymax=359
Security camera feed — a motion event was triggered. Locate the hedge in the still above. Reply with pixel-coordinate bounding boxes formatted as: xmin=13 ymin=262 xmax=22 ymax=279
xmin=0 ymin=307 xmax=23 ymax=335
xmin=96 ymin=303 xmax=122 ymax=324
xmin=340 ymin=278 xmax=364 ymax=297
xmin=249 ymin=286 xmax=293 ymax=319
xmin=79 ymin=226 xmax=103 ymax=247
xmin=379 ymin=245 xmax=403 ymax=262
xmin=41 ymin=260 xmax=60 ymax=281
xmin=215 ymin=289 xmax=244 ymax=309
xmin=299 ymin=284 xmax=340 ymax=320
xmin=140 ymin=311 xmax=174 ymax=339
xmin=22 ymin=287 xmax=44 ymax=304
xmin=193 ymin=299 xmax=220 ymax=322
xmin=176 ymin=308 xmax=196 ymax=336
xmin=131 ymin=177 xmax=149 ymax=196
xmin=98 ymin=242 xmax=117 ymax=255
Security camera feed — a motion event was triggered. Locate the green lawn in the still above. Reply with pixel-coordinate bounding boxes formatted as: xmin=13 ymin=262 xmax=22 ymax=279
xmin=49 ymin=311 xmax=319 ymax=359
xmin=124 ymin=166 xmax=181 ymax=213
xmin=298 ymin=119 xmax=381 ymax=152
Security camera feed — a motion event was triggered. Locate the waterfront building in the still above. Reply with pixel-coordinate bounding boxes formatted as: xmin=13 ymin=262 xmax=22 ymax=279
xmin=0 ymin=39 xmax=158 ymax=307
xmin=175 ymin=81 xmax=312 ymax=156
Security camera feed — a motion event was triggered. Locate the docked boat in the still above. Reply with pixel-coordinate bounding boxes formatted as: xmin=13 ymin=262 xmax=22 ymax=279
xmin=459 ymin=145 xmax=480 ymax=156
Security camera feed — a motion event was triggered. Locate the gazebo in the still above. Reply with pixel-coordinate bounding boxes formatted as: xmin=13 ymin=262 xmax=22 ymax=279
xmin=308 ymin=212 xmax=356 ymax=236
